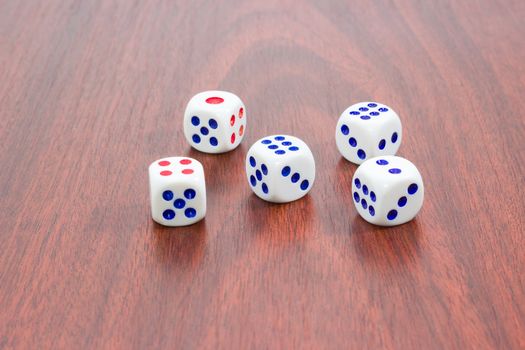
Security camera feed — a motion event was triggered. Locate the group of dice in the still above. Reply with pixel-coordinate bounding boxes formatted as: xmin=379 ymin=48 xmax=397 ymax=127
xmin=148 ymin=91 xmax=424 ymax=227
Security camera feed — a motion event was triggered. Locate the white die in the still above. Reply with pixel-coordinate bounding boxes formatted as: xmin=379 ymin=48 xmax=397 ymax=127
xmin=245 ymin=135 xmax=315 ymax=203
xmin=335 ymin=102 xmax=402 ymax=164
xmin=352 ymin=156 xmax=424 ymax=226
xmin=183 ymin=90 xmax=246 ymax=154
xmin=148 ymin=157 xmax=206 ymax=226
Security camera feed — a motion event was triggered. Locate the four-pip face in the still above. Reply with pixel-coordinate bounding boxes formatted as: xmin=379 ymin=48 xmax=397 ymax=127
xmin=352 ymin=156 xmax=424 ymax=226
xmin=148 ymin=157 xmax=206 ymax=226
xmin=336 ymin=102 xmax=402 ymax=164
xmin=183 ymin=90 xmax=246 ymax=154
xmin=245 ymin=135 xmax=315 ymax=203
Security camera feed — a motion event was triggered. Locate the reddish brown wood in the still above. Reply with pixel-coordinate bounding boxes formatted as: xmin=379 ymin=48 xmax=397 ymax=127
xmin=0 ymin=0 xmax=524 ymax=348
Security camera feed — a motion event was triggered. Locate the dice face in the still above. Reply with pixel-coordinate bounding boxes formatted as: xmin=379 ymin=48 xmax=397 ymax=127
xmin=183 ymin=91 xmax=246 ymax=154
xmin=352 ymin=156 xmax=424 ymax=226
xmin=246 ymin=135 xmax=315 ymax=203
xmin=336 ymin=102 xmax=402 ymax=164
xmin=148 ymin=157 xmax=206 ymax=226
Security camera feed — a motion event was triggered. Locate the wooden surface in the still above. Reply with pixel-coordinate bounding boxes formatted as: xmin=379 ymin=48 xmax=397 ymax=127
xmin=1 ymin=0 xmax=524 ymax=349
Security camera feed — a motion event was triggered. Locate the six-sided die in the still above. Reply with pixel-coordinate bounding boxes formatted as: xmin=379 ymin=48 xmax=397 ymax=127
xmin=183 ymin=90 xmax=246 ymax=154
xmin=149 ymin=157 xmax=206 ymax=226
xmin=352 ymin=156 xmax=424 ymax=226
xmin=336 ymin=102 xmax=402 ymax=164
xmin=245 ymin=135 xmax=315 ymax=203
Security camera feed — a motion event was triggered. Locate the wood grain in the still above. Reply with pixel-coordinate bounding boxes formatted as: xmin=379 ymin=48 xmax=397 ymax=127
xmin=1 ymin=0 xmax=524 ymax=349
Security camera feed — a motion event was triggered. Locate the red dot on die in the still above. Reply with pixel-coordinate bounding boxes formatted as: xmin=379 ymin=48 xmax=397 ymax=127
xmin=239 ymin=125 xmax=244 ymax=136
xmin=205 ymin=97 xmax=224 ymax=104
xmin=158 ymin=160 xmax=171 ymax=166
xmin=182 ymin=169 xmax=194 ymax=175
xmin=239 ymin=107 xmax=244 ymax=118
xmin=230 ymin=115 xmax=235 ymax=126
xmin=180 ymin=159 xmax=192 ymax=165
xmin=160 ymin=170 xmax=172 ymax=176
xmin=231 ymin=133 xmax=236 ymax=144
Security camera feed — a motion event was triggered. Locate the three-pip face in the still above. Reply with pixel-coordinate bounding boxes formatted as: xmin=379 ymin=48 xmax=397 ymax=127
xmin=352 ymin=156 xmax=424 ymax=226
xmin=148 ymin=157 xmax=206 ymax=226
xmin=336 ymin=102 xmax=402 ymax=164
xmin=183 ymin=90 xmax=246 ymax=154
xmin=245 ymin=135 xmax=315 ymax=203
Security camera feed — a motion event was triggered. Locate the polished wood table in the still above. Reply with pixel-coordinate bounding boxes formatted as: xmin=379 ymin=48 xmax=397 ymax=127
xmin=1 ymin=0 xmax=524 ymax=349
